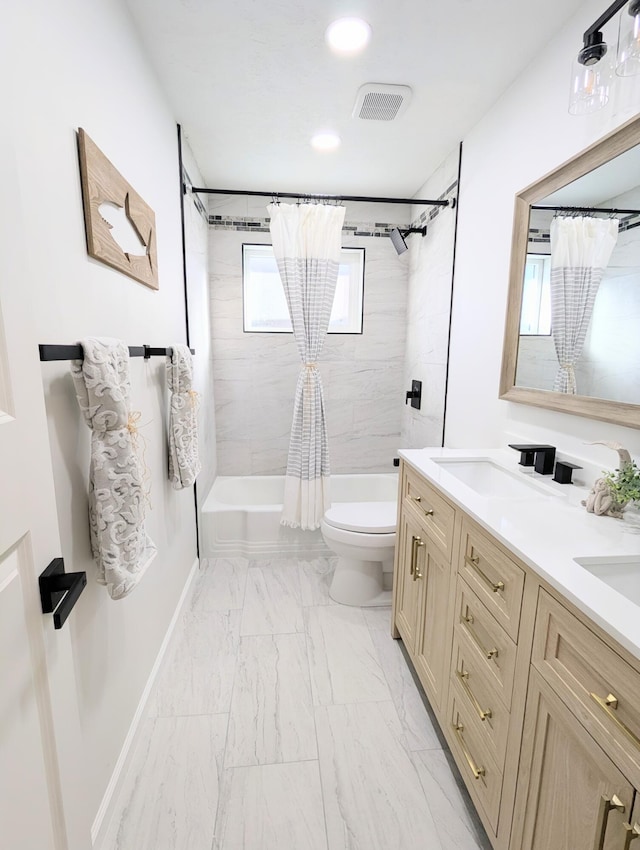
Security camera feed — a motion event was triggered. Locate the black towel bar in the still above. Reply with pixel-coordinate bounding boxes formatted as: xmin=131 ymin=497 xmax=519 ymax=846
xmin=39 ymin=344 xmax=195 ymax=362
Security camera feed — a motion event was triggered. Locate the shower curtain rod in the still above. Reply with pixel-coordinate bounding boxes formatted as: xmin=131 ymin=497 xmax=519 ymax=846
xmin=531 ymin=204 xmax=640 ymax=216
xmin=39 ymin=344 xmax=195 ymax=362
xmin=187 ymin=185 xmax=452 ymax=207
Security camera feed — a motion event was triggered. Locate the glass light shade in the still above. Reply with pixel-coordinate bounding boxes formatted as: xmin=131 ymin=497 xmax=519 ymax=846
xmin=568 ymin=54 xmax=613 ymax=115
xmin=616 ymin=6 xmax=640 ymax=76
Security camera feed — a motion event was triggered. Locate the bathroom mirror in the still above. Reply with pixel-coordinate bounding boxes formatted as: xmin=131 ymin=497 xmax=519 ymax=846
xmin=500 ymin=113 xmax=640 ymax=428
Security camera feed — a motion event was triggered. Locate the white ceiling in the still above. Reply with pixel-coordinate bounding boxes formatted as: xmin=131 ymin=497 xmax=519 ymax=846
xmin=124 ymin=0 xmax=586 ymax=197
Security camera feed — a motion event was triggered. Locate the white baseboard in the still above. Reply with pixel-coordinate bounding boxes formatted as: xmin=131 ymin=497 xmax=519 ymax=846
xmin=91 ymin=557 xmax=200 ymax=847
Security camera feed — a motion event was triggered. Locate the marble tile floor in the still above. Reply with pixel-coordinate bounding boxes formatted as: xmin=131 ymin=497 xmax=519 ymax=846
xmin=102 ymin=557 xmax=492 ymax=850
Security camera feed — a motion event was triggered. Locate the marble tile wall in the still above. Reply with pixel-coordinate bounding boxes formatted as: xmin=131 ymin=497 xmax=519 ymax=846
xmin=401 ymin=148 xmax=460 ymax=450
xmin=209 ymin=203 xmax=410 ymax=475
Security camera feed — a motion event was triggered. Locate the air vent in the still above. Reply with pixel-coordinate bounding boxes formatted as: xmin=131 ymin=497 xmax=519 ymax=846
xmin=352 ymin=84 xmax=412 ymax=121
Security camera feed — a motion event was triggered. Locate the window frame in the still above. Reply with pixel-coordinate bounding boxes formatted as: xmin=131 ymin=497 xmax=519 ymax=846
xmin=241 ymin=243 xmax=366 ymax=335
xmin=520 ymin=253 xmax=552 ymax=337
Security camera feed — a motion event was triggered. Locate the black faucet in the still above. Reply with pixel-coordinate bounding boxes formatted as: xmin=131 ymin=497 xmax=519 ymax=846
xmin=509 ymin=443 xmax=556 ymax=475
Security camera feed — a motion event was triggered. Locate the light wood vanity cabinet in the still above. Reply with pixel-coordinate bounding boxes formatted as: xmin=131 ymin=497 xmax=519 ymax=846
xmin=392 ymin=459 xmax=640 ymax=850
xmin=393 ymin=473 xmax=453 ymax=712
xmin=511 ymin=668 xmax=635 ymax=850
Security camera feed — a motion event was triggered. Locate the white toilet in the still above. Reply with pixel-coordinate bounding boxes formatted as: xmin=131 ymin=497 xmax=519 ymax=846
xmin=320 ymin=501 xmax=397 ymax=606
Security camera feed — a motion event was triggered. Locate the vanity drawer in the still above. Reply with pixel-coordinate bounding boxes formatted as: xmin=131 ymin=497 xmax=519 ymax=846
xmin=451 ymin=630 xmax=510 ymax=768
xmin=402 ymin=465 xmax=456 ymax=561
xmin=458 ymin=519 xmax=525 ymax=641
xmin=455 ymin=578 xmax=517 ymax=709
xmin=533 ymin=589 xmax=640 ymax=786
xmin=448 ymin=687 xmax=502 ymax=834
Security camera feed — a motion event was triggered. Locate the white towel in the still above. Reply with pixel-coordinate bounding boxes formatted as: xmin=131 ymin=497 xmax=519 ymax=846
xmin=167 ymin=343 xmax=201 ymax=489
xmin=71 ymin=337 xmax=156 ymax=599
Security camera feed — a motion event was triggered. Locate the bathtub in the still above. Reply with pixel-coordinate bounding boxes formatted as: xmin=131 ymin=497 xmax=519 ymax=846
xmin=201 ymin=473 xmax=399 ymax=559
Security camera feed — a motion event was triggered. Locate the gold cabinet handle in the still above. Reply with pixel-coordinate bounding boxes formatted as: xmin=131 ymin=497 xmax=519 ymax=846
xmin=592 ymin=794 xmax=625 ymax=850
xmin=456 ymin=669 xmax=492 ymax=721
xmin=623 ymin=822 xmax=640 ymax=850
xmin=411 ymin=495 xmax=434 ymax=517
xmin=452 ymin=722 xmax=485 ymax=779
xmin=461 ymin=610 xmax=499 ymax=660
xmin=590 ymin=692 xmax=640 ymax=752
xmin=412 ymin=536 xmax=425 ymax=581
xmin=464 ymin=552 xmax=505 ymax=593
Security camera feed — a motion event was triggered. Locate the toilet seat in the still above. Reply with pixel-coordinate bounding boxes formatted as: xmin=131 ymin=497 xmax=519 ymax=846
xmin=323 ymin=501 xmax=397 ymax=534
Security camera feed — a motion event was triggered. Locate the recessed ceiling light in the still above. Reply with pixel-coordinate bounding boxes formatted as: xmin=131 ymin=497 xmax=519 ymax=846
xmin=325 ymin=17 xmax=371 ymax=55
xmin=311 ymin=132 xmax=341 ymax=152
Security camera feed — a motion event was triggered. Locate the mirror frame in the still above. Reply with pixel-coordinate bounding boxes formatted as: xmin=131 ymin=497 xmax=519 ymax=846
xmin=500 ymin=113 xmax=640 ymax=429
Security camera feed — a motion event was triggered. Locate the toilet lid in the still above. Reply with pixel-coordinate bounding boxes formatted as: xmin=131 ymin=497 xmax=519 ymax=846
xmin=324 ymin=501 xmax=397 ymax=534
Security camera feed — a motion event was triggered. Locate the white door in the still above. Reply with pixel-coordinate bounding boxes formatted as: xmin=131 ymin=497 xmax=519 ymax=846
xmin=0 ymin=137 xmax=90 ymax=848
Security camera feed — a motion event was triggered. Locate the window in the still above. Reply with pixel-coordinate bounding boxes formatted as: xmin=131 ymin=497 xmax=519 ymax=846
xmin=520 ymin=254 xmax=551 ymax=335
xmin=242 ymin=244 xmax=365 ymax=333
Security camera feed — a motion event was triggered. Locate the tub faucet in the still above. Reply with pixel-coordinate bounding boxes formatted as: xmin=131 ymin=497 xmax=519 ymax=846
xmin=509 ymin=443 xmax=556 ymax=474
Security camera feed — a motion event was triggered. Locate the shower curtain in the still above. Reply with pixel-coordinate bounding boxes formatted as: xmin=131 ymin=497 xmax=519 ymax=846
xmin=268 ymin=202 xmax=346 ymax=530
xmin=550 ymin=215 xmax=618 ymax=394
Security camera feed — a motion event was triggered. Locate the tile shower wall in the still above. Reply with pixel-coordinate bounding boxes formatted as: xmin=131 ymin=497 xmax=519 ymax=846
xmin=401 ymin=148 xmax=460 ymax=449
xmin=209 ymin=201 xmax=410 ymax=475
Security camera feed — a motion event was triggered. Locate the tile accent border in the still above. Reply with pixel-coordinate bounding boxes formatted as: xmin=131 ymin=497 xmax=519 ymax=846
xmin=410 ymin=180 xmax=458 ymax=230
xmin=182 ymin=167 xmax=208 ymax=223
xmin=208 ymin=214 xmax=409 ymax=237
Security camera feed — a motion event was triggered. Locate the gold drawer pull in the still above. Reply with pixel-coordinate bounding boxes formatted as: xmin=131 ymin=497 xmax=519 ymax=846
xmin=411 ymin=536 xmax=425 ymax=581
xmin=590 ymin=692 xmax=640 ymax=751
xmin=593 ymin=794 xmax=625 ymax=850
xmin=464 ymin=553 xmax=505 ymax=593
xmin=623 ymin=822 xmax=640 ymax=850
xmin=456 ymin=669 xmax=492 ymax=721
xmin=411 ymin=495 xmax=434 ymax=517
xmin=452 ymin=722 xmax=485 ymax=779
xmin=461 ymin=611 xmax=499 ymax=660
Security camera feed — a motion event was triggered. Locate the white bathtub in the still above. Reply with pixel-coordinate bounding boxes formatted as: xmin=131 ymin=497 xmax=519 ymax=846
xmin=201 ymin=473 xmax=399 ymax=559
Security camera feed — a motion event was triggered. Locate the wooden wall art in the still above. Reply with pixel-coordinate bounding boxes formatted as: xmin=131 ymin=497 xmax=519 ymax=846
xmin=77 ymin=128 xmax=158 ymax=290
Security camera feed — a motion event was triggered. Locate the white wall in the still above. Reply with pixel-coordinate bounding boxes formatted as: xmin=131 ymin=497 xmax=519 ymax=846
xmin=3 ymin=0 xmax=208 ymax=838
xmin=402 ymin=148 xmax=459 ymax=449
xmin=209 ymin=199 xmax=409 ymax=476
xmin=446 ymin=0 xmax=640 ymax=466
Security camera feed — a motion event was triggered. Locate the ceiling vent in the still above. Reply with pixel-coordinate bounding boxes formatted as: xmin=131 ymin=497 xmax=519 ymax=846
xmin=352 ymin=83 xmax=412 ymax=121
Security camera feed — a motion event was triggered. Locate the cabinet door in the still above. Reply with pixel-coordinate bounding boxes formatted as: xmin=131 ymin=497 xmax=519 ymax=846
xmin=510 ymin=669 xmax=634 ymax=850
xmin=393 ymin=510 xmax=426 ymax=655
xmin=413 ymin=538 xmax=451 ymax=711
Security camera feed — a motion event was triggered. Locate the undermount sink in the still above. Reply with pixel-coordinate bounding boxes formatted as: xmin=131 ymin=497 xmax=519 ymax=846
xmin=432 ymin=458 xmax=560 ymax=500
xmin=574 ymin=556 xmax=640 ymax=607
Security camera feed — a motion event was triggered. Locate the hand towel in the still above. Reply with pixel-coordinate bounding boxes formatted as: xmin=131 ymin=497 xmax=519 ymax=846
xmin=71 ymin=337 xmax=156 ymax=599
xmin=167 ymin=343 xmax=201 ymax=489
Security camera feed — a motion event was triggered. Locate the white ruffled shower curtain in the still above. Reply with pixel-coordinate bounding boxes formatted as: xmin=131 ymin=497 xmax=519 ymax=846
xmin=550 ymin=215 xmax=618 ymax=394
xmin=268 ymin=202 xmax=346 ymax=530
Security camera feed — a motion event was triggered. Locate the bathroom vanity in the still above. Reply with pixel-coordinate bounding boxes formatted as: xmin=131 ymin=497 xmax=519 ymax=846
xmin=391 ymin=449 xmax=640 ymax=850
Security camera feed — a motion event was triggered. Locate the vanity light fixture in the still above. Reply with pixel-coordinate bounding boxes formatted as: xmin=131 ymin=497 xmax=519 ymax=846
xmin=570 ymin=0 xmax=640 ymax=114
xmin=325 ymin=17 xmax=371 ymax=55
xmin=310 ymin=132 xmax=341 ymax=152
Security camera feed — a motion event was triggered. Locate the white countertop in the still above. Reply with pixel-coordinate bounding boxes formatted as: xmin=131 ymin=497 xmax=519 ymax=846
xmin=399 ymin=447 xmax=640 ymax=662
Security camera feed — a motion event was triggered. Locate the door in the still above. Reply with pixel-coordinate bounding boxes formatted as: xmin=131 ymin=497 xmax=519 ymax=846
xmin=510 ymin=669 xmax=634 ymax=850
xmin=413 ymin=539 xmax=451 ymax=711
xmin=392 ymin=509 xmax=425 ymax=653
xmin=0 ymin=135 xmax=89 ymax=848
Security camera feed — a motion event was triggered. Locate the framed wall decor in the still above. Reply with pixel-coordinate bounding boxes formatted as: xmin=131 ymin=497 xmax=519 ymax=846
xmin=77 ymin=128 xmax=158 ymax=290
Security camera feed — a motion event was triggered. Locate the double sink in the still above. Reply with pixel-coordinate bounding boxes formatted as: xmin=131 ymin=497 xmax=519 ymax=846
xmin=432 ymin=456 xmax=640 ymax=612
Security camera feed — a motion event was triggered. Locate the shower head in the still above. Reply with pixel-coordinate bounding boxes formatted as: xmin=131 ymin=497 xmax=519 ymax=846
xmin=389 ymin=226 xmax=426 ymax=255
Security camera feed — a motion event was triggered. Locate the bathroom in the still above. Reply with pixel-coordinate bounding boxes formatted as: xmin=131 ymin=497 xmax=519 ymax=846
xmin=2 ymin=1 xmax=640 ymax=849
